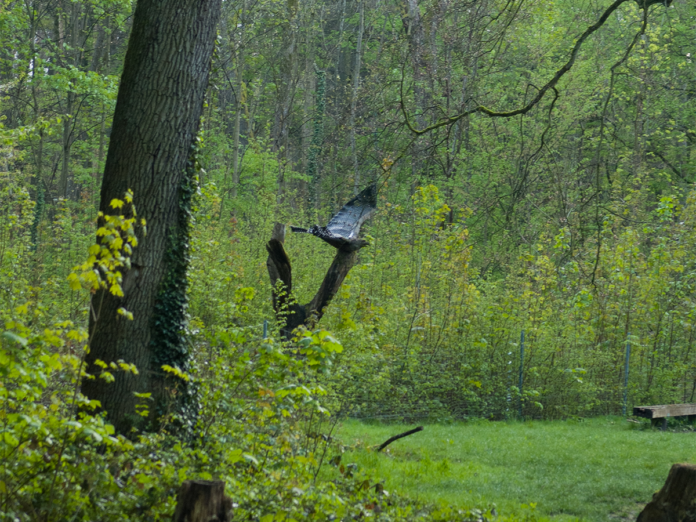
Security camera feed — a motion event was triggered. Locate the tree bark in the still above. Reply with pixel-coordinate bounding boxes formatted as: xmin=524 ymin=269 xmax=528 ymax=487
xmin=173 ymin=480 xmax=232 ymax=522
xmin=29 ymin=2 xmax=44 ymax=250
xmin=306 ymin=66 xmax=325 ymax=207
xmin=273 ymin=1 xmax=299 ymax=159
xmin=637 ymin=463 xmax=696 ymax=522
xmin=81 ymin=0 xmax=222 ymax=434
xmin=58 ymin=0 xmax=82 ymax=199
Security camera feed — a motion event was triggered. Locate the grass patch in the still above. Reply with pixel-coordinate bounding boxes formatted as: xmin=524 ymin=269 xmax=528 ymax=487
xmin=333 ymin=417 xmax=696 ymax=521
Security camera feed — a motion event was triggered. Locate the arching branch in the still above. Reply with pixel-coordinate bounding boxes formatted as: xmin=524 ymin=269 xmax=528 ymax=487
xmin=400 ymin=0 xmax=648 ymax=136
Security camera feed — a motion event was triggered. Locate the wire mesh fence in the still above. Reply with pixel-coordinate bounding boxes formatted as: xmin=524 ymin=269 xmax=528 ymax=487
xmin=333 ymin=329 xmax=696 ymax=423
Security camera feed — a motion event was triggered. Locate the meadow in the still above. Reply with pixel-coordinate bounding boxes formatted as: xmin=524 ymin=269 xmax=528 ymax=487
xmin=334 ymin=418 xmax=696 ymax=521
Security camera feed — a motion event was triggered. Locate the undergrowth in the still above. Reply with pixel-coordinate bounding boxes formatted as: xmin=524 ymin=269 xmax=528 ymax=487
xmin=0 ymin=183 xmax=528 ymax=520
xmin=3 ymin=158 xmax=696 ymax=519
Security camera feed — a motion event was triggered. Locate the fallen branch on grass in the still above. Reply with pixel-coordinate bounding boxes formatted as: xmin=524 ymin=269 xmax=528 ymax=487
xmin=376 ymin=426 xmax=424 ymax=452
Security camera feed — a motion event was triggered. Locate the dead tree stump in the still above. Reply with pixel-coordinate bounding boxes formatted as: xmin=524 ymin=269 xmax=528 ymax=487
xmin=637 ymin=464 xmax=696 ymax=522
xmin=266 ymin=223 xmax=367 ymax=339
xmin=172 ymin=480 xmax=232 ymax=522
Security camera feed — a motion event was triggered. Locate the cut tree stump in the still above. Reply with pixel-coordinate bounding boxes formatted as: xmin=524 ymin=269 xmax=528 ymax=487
xmin=172 ymin=480 xmax=232 ymax=522
xmin=637 ymin=464 xmax=696 ymax=522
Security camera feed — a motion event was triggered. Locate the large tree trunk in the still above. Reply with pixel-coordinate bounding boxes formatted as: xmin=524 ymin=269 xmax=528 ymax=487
xmin=81 ymin=0 xmax=222 ymax=434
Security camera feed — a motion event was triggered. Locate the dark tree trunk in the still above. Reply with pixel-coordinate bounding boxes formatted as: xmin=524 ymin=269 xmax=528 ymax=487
xmin=173 ymin=480 xmax=232 ymax=522
xmin=81 ymin=0 xmax=222 ymax=434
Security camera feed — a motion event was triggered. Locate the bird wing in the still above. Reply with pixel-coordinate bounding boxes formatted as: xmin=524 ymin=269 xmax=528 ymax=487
xmin=326 ymin=184 xmax=377 ymax=240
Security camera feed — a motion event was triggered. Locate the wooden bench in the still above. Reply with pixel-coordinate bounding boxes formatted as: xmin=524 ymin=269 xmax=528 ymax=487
xmin=633 ymin=403 xmax=696 ymax=430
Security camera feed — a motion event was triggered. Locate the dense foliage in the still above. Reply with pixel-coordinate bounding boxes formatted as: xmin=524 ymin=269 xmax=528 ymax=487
xmin=1 ymin=0 xmax=695 ymax=519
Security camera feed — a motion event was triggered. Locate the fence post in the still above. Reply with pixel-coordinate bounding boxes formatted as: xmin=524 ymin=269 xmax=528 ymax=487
xmin=519 ymin=330 xmax=525 ymax=420
xmin=506 ymin=350 xmax=513 ymax=418
xmin=263 ymin=319 xmax=268 ymax=339
xmin=623 ymin=334 xmax=631 ymax=416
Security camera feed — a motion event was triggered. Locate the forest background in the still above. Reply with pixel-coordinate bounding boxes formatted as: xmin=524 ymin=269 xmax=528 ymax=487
xmin=0 ymin=0 xmax=695 ymax=519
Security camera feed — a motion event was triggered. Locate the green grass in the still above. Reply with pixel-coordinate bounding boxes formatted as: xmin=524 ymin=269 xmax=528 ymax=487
xmin=332 ymin=417 xmax=696 ymax=521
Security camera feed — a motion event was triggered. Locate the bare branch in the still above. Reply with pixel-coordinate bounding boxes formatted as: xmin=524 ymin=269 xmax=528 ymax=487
xmin=401 ymin=0 xmax=634 ymax=135
xmin=377 ymin=426 xmax=424 ymax=452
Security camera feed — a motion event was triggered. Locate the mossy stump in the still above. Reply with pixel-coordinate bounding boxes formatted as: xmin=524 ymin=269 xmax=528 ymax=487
xmin=637 ymin=464 xmax=696 ymax=522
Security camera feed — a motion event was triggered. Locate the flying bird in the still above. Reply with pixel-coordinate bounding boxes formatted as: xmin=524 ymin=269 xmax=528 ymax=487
xmin=291 ymin=184 xmax=377 ymax=251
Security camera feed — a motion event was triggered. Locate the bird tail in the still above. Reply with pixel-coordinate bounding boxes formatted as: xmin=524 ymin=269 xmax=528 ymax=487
xmin=290 ymin=226 xmax=308 ymax=233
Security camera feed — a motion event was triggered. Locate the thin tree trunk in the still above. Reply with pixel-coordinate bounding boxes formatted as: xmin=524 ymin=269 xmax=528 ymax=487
xmin=404 ymin=0 xmax=426 ymax=187
xmin=90 ymin=20 xmax=106 ymax=73
xmin=29 ymin=2 xmax=44 ymax=250
xmin=274 ymin=39 xmax=297 ymax=198
xmin=273 ymin=2 xmax=299 ymax=160
xmin=231 ymin=0 xmax=246 ymax=199
xmin=92 ymin=106 xmax=106 ymax=213
xmin=350 ymin=0 xmax=365 ymax=194
xmin=90 ymin=17 xmax=107 ymax=213
xmin=301 ymin=52 xmax=314 ymax=200
xmin=58 ymin=1 xmax=82 ymax=199
xmin=307 ymin=66 xmax=325 ymax=208
xmin=59 ymin=95 xmax=73 ymax=198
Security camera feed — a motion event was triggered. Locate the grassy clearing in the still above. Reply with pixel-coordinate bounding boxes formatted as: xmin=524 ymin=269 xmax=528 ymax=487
xmin=333 ymin=418 xmax=696 ymax=521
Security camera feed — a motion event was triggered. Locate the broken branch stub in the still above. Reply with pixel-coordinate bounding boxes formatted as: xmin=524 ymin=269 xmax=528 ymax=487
xmin=266 ymin=238 xmax=292 ymax=314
